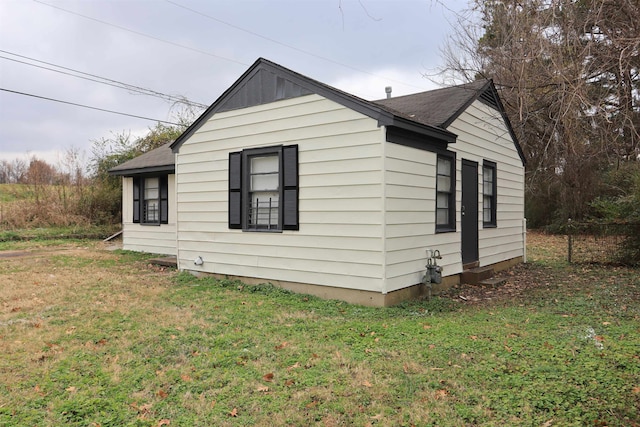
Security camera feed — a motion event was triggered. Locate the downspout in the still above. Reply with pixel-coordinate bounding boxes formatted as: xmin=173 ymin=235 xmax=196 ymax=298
xmin=173 ymin=152 xmax=180 ymax=270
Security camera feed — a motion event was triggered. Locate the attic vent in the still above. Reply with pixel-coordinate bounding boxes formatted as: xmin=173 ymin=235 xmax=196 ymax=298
xmin=479 ymin=89 xmax=500 ymax=111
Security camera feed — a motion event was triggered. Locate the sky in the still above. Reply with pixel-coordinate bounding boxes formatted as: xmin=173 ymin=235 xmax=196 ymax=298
xmin=0 ymin=0 xmax=469 ymax=170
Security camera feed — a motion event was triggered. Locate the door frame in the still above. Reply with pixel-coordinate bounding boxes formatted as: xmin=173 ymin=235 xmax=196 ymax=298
xmin=461 ymin=159 xmax=479 ymax=268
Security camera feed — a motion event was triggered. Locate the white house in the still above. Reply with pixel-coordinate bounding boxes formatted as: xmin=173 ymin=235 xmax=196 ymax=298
xmin=109 ymin=142 xmax=177 ymax=256
xmin=110 ymin=58 xmax=526 ymax=306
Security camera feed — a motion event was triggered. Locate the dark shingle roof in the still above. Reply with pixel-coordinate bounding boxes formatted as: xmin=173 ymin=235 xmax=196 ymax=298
xmin=373 ymin=80 xmax=491 ymax=128
xmin=111 ymin=59 xmax=524 ymax=174
xmin=170 ymin=58 xmax=458 ymax=154
xmin=108 ymin=142 xmax=175 ymax=176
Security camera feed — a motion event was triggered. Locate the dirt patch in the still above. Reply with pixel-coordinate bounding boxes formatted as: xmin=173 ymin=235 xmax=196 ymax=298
xmin=0 ymin=246 xmax=94 ymax=260
xmin=435 ymin=232 xmax=566 ymax=305
xmin=0 ymin=251 xmax=31 ymax=259
xmin=442 ymin=263 xmax=553 ymax=304
xmin=0 ymin=241 xmax=115 ymax=258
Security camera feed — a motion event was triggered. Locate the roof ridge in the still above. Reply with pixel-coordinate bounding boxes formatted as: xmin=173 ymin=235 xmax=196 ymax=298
xmin=372 ymin=79 xmax=489 ymax=102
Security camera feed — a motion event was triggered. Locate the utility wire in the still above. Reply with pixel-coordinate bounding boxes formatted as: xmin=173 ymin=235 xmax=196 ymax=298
xmin=33 ymin=0 xmax=430 ymax=93
xmin=165 ymin=0 xmax=429 ymax=91
xmin=1 ymin=88 xmax=184 ymax=126
xmin=0 ymin=51 xmax=208 ymax=109
xmin=32 ymin=0 xmax=250 ymax=67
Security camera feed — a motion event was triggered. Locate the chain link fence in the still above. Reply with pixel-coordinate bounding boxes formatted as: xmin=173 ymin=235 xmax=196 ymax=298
xmin=567 ymin=221 xmax=640 ymax=266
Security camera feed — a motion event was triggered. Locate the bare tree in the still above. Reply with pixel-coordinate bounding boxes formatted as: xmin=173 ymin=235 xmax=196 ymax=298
xmin=437 ymin=0 xmax=639 ymax=225
xmin=10 ymin=158 xmax=27 ymax=184
xmin=26 ymin=157 xmax=56 ymax=185
xmin=0 ymin=160 xmax=11 ymax=184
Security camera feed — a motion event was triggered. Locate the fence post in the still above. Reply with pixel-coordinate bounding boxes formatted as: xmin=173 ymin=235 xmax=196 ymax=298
xmin=567 ymin=218 xmax=572 ymax=264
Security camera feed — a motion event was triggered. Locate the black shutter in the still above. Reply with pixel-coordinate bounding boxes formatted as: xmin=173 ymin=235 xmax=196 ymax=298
xmin=133 ymin=176 xmax=141 ymax=223
xmin=160 ymin=175 xmax=168 ymax=224
xmin=282 ymin=145 xmax=299 ymax=230
xmin=228 ymin=151 xmax=243 ymax=229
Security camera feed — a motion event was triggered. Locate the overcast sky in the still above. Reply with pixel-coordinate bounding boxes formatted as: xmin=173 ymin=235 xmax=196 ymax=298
xmin=0 ymin=0 xmax=468 ymax=169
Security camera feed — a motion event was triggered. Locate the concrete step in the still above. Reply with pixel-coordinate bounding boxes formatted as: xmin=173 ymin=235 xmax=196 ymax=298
xmin=461 ymin=266 xmax=494 ymax=284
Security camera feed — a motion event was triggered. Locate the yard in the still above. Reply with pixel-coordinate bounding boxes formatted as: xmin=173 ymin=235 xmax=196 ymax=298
xmin=0 ymin=232 xmax=638 ymax=426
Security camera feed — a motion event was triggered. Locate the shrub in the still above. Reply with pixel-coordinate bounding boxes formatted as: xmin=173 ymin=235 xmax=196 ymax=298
xmin=585 ymin=161 xmax=640 ymax=265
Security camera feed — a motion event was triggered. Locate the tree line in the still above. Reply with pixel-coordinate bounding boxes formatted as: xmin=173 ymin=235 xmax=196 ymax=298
xmin=439 ymin=0 xmax=639 ymax=228
xmin=5 ymin=1 xmax=639 ymax=231
xmin=0 ymin=120 xmax=189 ymax=229
xmin=0 ymin=152 xmax=85 ymax=186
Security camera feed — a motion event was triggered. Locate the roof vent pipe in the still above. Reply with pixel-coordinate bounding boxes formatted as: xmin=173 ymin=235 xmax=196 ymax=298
xmin=385 ymin=86 xmax=392 ymax=99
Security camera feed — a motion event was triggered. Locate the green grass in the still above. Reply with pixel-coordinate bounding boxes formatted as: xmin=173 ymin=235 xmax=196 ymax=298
xmin=0 ymin=225 xmax=120 ymax=250
xmin=0 ymin=184 xmax=32 ymax=202
xmin=0 ymin=236 xmax=638 ymax=426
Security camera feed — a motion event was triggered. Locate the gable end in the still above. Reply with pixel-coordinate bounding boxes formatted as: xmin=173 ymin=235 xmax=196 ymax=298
xmin=170 ymin=58 xmax=456 ymax=153
xmin=478 ymin=88 xmax=500 ymax=111
xmin=217 ymin=68 xmax=313 ymax=113
xmin=440 ymin=80 xmax=493 ymax=129
xmin=442 ymin=81 xmax=526 ymax=166
xmin=483 ymin=83 xmax=527 ymax=166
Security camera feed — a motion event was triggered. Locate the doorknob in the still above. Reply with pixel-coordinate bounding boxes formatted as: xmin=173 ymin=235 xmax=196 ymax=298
xmin=461 ymin=205 xmax=465 ymax=216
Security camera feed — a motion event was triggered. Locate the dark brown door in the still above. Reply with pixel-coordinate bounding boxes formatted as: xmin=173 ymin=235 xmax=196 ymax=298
xmin=461 ymin=159 xmax=479 ymax=266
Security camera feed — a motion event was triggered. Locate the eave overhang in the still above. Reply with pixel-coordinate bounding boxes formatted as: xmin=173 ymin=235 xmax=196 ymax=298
xmin=108 ymin=164 xmax=175 ymax=177
xmin=171 ymin=58 xmax=457 ymax=153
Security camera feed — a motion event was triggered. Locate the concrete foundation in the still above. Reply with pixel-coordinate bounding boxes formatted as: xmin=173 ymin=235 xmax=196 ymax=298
xmin=184 ymin=256 xmax=523 ymax=307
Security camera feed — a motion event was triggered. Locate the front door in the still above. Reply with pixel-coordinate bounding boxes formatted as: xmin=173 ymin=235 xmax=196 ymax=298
xmin=461 ymin=159 xmax=479 ymax=267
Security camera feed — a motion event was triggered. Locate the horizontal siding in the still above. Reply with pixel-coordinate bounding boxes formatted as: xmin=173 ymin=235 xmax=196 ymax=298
xmin=382 ymin=143 xmax=463 ymax=293
xmin=122 ymin=225 xmax=177 ymax=256
xmin=383 ymin=100 xmax=525 ymax=292
xmin=121 ymin=175 xmax=177 ymax=256
xmin=447 ymin=100 xmax=525 ymax=267
xmin=180 ymin=248 xmax=381 ymax=291
xmin=303 ymin=184 xmax=380 ymax=200
xmin=176 ymin=94 xmax=385 ymax=292
xmin=179 ymin=240 xmax=381 ymax=266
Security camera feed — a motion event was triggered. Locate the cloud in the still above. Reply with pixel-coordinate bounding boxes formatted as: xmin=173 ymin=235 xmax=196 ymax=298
xmin=330 ymin=67 xmax=441 ymax=100
xmin=0 ymin=0 xmax=467 ymax=166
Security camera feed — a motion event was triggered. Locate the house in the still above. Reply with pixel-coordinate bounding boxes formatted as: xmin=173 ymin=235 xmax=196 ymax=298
xmin=109 ymin=58 xmax=526 ymax=306
xmin=109 ymin=142 xmax=177 ymax=256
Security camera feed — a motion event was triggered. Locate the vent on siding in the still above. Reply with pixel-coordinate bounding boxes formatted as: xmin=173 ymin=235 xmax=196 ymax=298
xmin=479 ymin=88 xmax=500 ymax=111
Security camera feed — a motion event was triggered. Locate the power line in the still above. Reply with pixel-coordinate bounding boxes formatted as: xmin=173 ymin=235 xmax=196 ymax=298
xmin=0 ymin=51 xmax=209 ymax=109
xmin=165 ymin=0 xmax=429 ymax=91
xmin=33 ymin=0 xmax=431 ymax=93
xmin=1 ymin=87 xmax=184 ymax=126
xmin=32 ymin=0 xmax=250 ymax=68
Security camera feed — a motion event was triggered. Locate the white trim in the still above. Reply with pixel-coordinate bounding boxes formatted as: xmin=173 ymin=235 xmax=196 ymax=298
xmin=523 ymin=218 xmax=527 ymax=263
xmin=381 ymin=126 xmax=388 ymax=295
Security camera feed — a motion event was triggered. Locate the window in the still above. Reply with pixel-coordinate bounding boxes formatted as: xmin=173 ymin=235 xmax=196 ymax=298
xmin=229 ymin=145 xmax=299 ymax=231
xmin=483 ymin=161 xmax=497 ymax=227
xmin=133 ymin=176 xmax=168 ymax=225
xmin=436 ymin=154 xmax=455 ymax=231
xmin=144 ymin=177 xmax=160 ymax=223
xmin=249 ymin=154 xmax=280 ymax=229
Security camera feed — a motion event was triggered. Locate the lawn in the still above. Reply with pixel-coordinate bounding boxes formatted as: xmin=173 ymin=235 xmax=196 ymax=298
xmin=0 ymin=233 xmax=638 ymax=426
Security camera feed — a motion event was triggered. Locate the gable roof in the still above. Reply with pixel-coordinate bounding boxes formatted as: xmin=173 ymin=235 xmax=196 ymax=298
xmin=374 ymin=79 xmax=526 ymax=164
xmin=111 ymin=58 xmax=525 ymax=174
xmin=373 ymin=80 xmax=491 ymax=128
xmin=108 ymin=142 xmax=175 ymax=176
xmin=170 ymin=58 xmax=458 ymax=153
